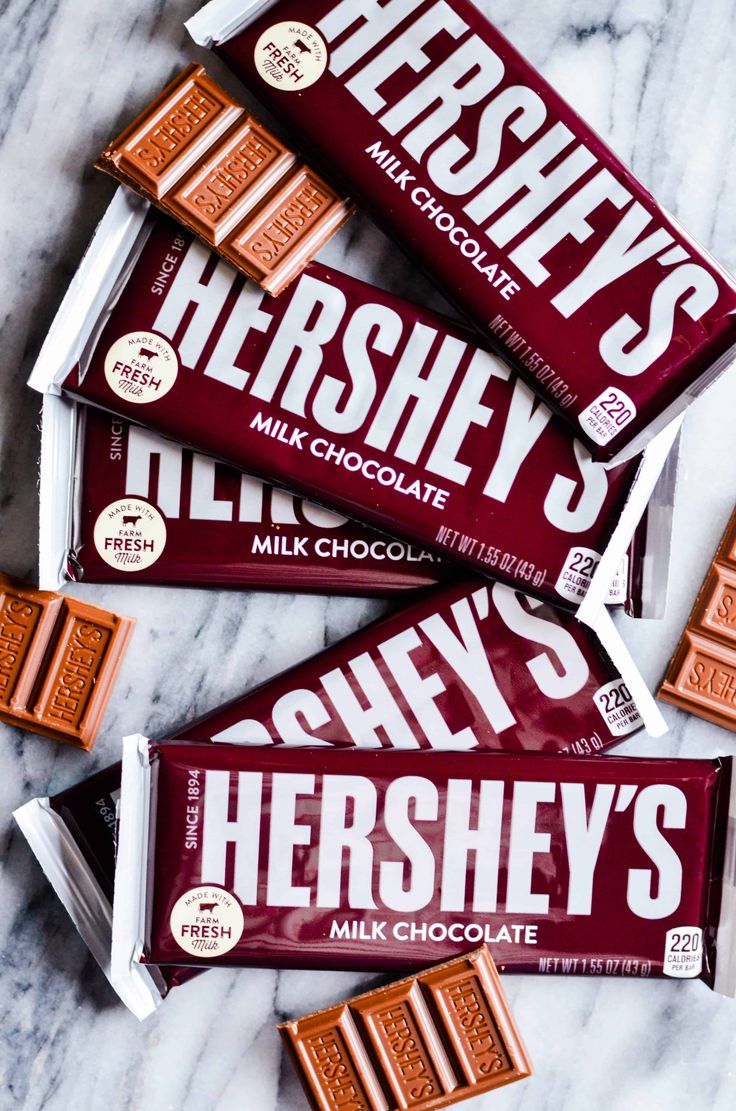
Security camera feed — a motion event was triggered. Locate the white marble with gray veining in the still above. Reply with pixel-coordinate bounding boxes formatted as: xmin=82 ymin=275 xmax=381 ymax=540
xmin=3 ymin=0 xmax=736 ymax=1108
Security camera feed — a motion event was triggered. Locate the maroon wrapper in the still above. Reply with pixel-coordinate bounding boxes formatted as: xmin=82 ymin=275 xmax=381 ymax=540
xmin=15 ymin=575 xmax=644 ymax=1014
xmin=181 ymin=578 xmax=643 ymax=754
xmin=62 ymin=401 xmax=442 ymax=593
xmin=114 ymin=740 xmax=736 ymax=1000
xmin=12 ymin=765 xmax=199 ymax=1005
xmin=33 ymin=200 xmax=654 ymax=612
xmin=188 ymin=0 xmax=736 ymax=462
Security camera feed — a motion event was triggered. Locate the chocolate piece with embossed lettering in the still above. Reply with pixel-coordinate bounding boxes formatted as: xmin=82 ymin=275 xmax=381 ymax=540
xmin=188 ymin=0 xmax=736 ymax=462
xmin=96 ymin=63 xmax=353 ymax=295
xmin=279 ymin=946 xmax=531 ymax=1110
xmin=660 ymin=506 xmax=736 ymax=729
xmin=0 ymin=573 xmax=134 ymax=750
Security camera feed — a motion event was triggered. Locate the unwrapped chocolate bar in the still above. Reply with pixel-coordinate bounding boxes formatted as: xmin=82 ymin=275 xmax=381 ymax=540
xmin=659 ymin=505 xmax=736 ymax=729
xmin=96 ymin=63 xmax=353 ymax=295
xmin=112 ymin=738 xmax=736 ymax=1020
xmin=40 ymin=396 xmax=441 ymax=594
xmin=0 ymin=574 xmax=134 ymax=750
xmin=280 ymin=946 xmax=532 ymax=1109
xmin=188 ymin=0 xmax=736 ymax=462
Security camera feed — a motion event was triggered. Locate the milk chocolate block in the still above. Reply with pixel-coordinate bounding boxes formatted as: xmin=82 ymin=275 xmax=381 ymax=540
xmin=0 ymin=574 xmax=134 ymax=750
xmin=279 ymin=947 xmax=532 ymax=1110
xmin=96 ymin=63 xmax=353 ymax=294
xmin=659 ymin=506 xmax=736 ymax=729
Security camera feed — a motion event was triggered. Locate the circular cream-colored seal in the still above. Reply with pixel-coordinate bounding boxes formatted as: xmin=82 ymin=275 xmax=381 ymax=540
xmin=93 ymin=498 xmax=166 ymax=572
xmin=170 ymin=886 xmax=244 ymax=957
xmin=104 ymin=332 xmax=178 ymax=404
xmin=254 ymin=22 xmax=327 ymax=90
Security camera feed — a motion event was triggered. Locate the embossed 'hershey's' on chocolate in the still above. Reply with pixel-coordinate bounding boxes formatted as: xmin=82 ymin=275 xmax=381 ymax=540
xmin=279 ymin=947 xmax=531 ymax=1110
xmin=0 ymin=574 xmax=134 ymax=750
xmin=96 ymin=63 xmax=353 ymax=294
xmin=660 ymin=506 xmax=736 ymax=729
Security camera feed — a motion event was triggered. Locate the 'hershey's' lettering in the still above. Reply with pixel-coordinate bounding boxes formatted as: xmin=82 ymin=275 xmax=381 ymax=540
xmin=210 ymin=582 xmax=593 ymax=749
xmin=317 ymin=0 xmax=723 ymax=377
xmin=200 ymin=768 xmax=686 ymax=919
xmin=153 ymin=240 xmax=608 ymax=529
xmin=124 ymin=422 xmax=347 ymax=528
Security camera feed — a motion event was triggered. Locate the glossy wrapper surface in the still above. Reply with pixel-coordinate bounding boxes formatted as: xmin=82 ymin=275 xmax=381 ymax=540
xmin=180 ymin=578 xmax=644 ymax=754
xmin=131 ymin=741 xmax=731 ymax=989
xmin=42 ymin=767 xmax=200 ymax=992
xmin=70 ymin=405 xmax=443 ymax=593
xmin=198 ymin=0 xmax=736 ymax=461
xmin=59 ymin=210 xmax=641 ymax=610
xmin=19 ymin=575 xmax=642 ymax=1008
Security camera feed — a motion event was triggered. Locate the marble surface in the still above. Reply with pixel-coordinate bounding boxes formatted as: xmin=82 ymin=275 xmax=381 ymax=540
xmin=3 ymin=0 xmax=736 ymax=1107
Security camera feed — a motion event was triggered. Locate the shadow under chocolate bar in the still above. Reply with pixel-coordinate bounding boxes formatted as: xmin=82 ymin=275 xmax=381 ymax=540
xmin=96 ymin=63 xmax=354 ymax=295
xmin=0 ymin=573 xmax=134 ymax=750
xmin=279 ymin=946 xmax=532 ymax=1110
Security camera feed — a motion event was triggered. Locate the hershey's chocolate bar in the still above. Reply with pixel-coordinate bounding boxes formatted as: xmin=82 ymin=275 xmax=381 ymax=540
xmin=96 ymin=63 xmax=353 ymax=295
xmin=280 ymin=946 xmax=532 ymax=1109
xmin=0 ymin=573 xmax=134 ymax=751
xmin=113 ymin=739 xmax=736 ymax=1006
xmin=188 ymin=0 xmax=736 ymax=462
xmin=30 ymin=195 xmax=673 ymax=618
xmin=181 ymin=578 xmax=644 ymax=754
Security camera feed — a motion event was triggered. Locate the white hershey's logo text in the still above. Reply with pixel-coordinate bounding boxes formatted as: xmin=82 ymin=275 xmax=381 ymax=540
xmin=317 ymin=0 xmax=723 ymax=378
xmin=150 ymin=238 xmax=609 ymax=530
xmin=199 ymin=767 xmax=686 ymax=919
xmin=210 ymin=582 xmax=591 ymax=749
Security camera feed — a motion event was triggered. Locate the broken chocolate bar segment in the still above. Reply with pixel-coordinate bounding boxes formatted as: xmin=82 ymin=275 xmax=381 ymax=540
xmin=167 ymin=116 xmax=295 ymax=243
xmin=280 ymin=947 xmax=531 ymax=1110
xmin=660 ymin=505 xmax=736 ymax=729
xmin=220 ymin=166 xmax=349 ymax=284
xmin=0 ymin=573 xmax=134 ymax=750
xmin=96 ymin=63 xmax=353 ymax=294
xmin=188 ymin=0 xmax=736 ymax=461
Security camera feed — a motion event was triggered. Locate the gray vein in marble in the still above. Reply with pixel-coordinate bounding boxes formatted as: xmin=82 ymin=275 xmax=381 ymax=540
xmin=3 ymin=0 xmax=736 ymax=1108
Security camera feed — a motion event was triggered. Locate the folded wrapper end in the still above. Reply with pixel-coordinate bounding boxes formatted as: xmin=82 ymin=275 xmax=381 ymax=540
xmin=585 ymin=606 xmax=667 ymax=738
xmin=26 ymin=189 xmax=150 ymax=397
xmin=579 ymin=415 xmax=685 ymax=626
xmin=628 ymin=427 xmax=682 ymax=619
xmin=38 ymin=395 xmax=78 ymax=591
xmin=13 ymin=794 xmax=164 ymax=1019
xmin=111 ymin=734 xmax=162 ymax=1020
xmin=186 ymin=0 xmax=275 ymax=47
